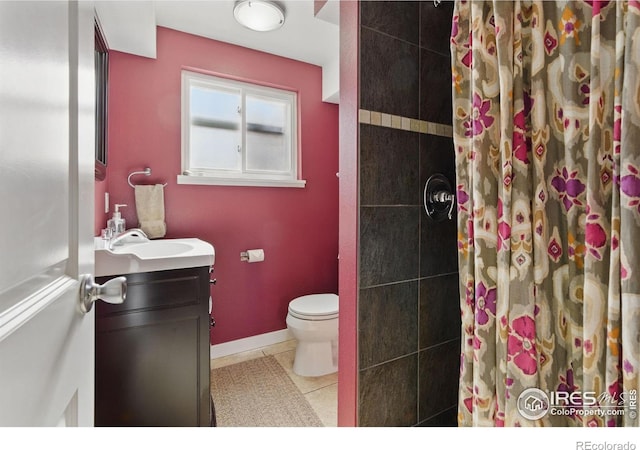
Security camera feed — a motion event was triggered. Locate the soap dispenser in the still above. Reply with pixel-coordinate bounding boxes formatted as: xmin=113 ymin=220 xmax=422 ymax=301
xmin=107 ymin=204 xmax=127 ymax=235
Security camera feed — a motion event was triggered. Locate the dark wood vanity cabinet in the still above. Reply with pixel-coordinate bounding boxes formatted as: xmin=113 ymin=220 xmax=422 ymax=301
xmin=95 ymin=266 xmax=212 ymax=427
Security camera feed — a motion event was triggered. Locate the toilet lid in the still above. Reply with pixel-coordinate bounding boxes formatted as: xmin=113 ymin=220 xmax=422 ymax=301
xmin=288 ymin=294 xmax=338 ymax=320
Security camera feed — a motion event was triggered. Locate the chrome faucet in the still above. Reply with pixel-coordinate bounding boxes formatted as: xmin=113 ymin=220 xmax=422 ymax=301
xmin=109 ymin=228 xmax=149 ymax=250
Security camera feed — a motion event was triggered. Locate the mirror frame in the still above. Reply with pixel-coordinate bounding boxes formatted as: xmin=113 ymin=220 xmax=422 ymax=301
xmin=95 ymin=18 xmax=108 ymax=181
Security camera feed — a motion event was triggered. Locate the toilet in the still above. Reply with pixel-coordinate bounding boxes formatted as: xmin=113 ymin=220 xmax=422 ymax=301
xmin=286 ymin=293 xmax=339 ymax=377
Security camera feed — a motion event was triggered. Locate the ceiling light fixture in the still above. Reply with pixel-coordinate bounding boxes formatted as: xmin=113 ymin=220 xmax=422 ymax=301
xmin=233 ymin=0 xmax=285 ymax=32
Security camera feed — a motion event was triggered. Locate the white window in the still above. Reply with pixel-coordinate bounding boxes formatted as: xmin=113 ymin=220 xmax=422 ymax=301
xmin=178 ymin=70 xmax=305 ymax=188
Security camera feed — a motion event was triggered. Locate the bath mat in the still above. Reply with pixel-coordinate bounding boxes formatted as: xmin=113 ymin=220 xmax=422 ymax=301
xmin=210 ymin=355 xmax=323 ymax=427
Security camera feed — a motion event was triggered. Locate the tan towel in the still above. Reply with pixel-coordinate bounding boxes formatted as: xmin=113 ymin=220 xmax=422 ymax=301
xmin=134 ymin=184 xmax=166 ymax=239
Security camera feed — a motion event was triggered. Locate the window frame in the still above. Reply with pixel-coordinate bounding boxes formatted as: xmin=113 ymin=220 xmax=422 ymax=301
xmin=179 ymin=70 xmax=305 ymax=188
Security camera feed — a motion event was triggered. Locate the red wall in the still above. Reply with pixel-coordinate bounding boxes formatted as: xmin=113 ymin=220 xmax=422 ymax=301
xmin=101 ymin=27 xmax=339 ymax=345
xmin=95 ymin=178 xmax=108 ymax=236
xmin=338 ymin=0 xmax=359 ymax=427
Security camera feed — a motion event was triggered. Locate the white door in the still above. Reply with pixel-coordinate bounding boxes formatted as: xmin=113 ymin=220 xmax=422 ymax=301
xmin=0 ymin=1 xmax=97 ymax=426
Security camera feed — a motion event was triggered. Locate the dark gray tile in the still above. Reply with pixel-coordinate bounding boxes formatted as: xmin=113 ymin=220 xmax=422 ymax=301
xmin=361 ymin=124 xmax=420 ymax=206
xmin=359 ymin=281 xmax=419 ymax=369
xmin=420 ymin=134 xmax=456 ymax=196
xmin=420 ymin=196 xmax=458 ymax=277
xmin=361 ymin=27 xmax=419 ymax=118
xmin=417 ymin=406 xmax=458 ymax=427
xmin=418 ymin=339 xmax=460 ymax=422
xmin=361 ymin=1 xmax=420 ymax=45
xmin=359 ymin=354 xmax=418 ymax=426
xmin=419 ymin=274 xmax=461 ymax=349
xmin=420 ymin=0 xmax=455 ymax=56
xmin=419 ymin=134 xmax=456 ymax=213
xmin=419 ymin=49 xmax=452 ymax=124
xmin=360 ymin=206 xmax=420 ymax=287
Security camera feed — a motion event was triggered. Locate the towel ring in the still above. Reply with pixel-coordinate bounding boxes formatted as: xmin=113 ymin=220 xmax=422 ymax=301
xmin=127 ymin=168 xmax=168 ymax=188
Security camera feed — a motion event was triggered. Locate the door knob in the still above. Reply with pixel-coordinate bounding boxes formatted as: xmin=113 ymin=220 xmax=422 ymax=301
xmin=79 ymin=274 xmax=127 ymax=314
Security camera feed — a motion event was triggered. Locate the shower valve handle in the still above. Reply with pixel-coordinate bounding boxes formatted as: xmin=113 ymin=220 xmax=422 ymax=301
xmin=424 ymin=174 xmax=456 ymax=222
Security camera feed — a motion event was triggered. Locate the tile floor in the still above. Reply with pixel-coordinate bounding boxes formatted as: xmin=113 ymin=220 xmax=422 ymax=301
xmin=210 ymin=339 xmax=338 ymax=427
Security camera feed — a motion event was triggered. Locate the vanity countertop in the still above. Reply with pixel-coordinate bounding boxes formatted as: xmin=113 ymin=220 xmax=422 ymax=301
xmin=94 ymin=236 xmax=214 ymax=277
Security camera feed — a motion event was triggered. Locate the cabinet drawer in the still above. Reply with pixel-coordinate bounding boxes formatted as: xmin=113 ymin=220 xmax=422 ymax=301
xmin=96 ymin=266 xmax=209 ymax=317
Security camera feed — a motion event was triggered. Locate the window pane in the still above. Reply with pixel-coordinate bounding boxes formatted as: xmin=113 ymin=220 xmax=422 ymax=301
xmin=189 ymin=85 xmax=241 ymax=171
xmin=190 ymin=126 xmax=239 ymax=170
xmin=245 ymin=95 xmax=290 ymax=173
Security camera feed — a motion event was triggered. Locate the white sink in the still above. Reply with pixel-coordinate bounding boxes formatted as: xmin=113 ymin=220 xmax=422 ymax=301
xmin=95 ymin=237 xmax=215 ymax=277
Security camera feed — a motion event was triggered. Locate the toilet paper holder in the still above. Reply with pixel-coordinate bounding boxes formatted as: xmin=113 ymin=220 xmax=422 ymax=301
xmin=240 ymin=249 xmax=265 ymax=263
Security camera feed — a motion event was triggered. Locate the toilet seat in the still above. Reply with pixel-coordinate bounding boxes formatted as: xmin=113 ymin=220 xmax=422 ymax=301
xmin=288 ymin=294 xmax=338 ymax=321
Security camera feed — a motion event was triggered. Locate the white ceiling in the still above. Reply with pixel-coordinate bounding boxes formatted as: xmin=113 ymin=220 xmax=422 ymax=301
xmin=95 ymin=0 xmax=340 ymax=102
xmin=156 ymin=0 xmax=339 ymax=67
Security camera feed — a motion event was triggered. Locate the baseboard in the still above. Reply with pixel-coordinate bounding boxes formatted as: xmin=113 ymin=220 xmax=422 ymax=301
xmin=210 ymin=328 xmax=293 ymax=359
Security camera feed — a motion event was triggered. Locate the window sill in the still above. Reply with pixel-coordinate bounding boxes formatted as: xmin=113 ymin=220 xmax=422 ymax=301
xmin=177 ymin=175 xmax=306 ymax=188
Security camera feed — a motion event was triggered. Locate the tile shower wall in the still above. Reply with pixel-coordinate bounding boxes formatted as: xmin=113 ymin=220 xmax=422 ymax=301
xmin=358 ymin=1 xmax=461 ymax=427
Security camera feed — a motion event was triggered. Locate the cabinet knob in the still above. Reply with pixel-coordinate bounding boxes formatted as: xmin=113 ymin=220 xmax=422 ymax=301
xmin=210 ymin=316 xmax=216 ymax=328
xmin=210 ymin=278 xmax=217 ymax=285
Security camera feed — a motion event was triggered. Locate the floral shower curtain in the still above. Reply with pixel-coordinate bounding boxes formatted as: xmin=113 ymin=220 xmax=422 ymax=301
xmin=451 ymin=0 xmax=640 ymax=426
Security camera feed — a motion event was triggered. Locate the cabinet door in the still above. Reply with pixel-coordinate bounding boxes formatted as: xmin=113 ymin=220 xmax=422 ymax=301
xmin=95 ymin=267 xmax=210 ymax=426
